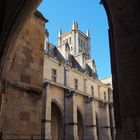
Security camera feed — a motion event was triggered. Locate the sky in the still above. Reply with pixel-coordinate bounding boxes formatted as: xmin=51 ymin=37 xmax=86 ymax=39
xmin=38 ymin=0 xmax=111 ymax=80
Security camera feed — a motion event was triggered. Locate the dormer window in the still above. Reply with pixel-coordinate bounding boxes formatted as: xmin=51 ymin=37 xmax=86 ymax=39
xmin=84 ymin=41 xmax=86 ymax=47
xmin=78 ymin=38 xmax=80 ymax=45
xmin=69 ymin=37 xmax=71 ymax=44
xmin=81 ymin=39 xmax=83 ymax=46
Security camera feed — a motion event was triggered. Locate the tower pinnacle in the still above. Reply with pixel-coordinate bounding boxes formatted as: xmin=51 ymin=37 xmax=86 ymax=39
xmin=72 ymin=21 xmax=78 ymax=30
xmin=58 ymin=29 xmax=62 ymax=37
xmin=86 ymin=30 xmax=90 ymax=37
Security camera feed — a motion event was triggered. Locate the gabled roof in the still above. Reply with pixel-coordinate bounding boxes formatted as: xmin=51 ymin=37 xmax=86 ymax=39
xmin=44 ymin=42 xmax=65 ymax=63
xmin=44 ymin=43 xmax=98 ymax=79
xmin=68 ymin=54 xmax=83 ymax=72
xmin=85 ymin=64 xmax=93 ymax=77
xmin=52 ymin=47 xmax=66 ymax=63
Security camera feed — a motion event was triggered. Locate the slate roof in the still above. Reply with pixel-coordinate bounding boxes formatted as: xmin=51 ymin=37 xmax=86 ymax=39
xmin=44 ymin=43 xmax=98 ymax=79
xmin=68 ymin=54 xmax=83 ymax=72
xmin=45 ymin=45 xmax=66 ymax=63
xmin=52 ymin=47 xmax=66 ymax=63
xmin=85 ymin=64 xmax=93 ymax=77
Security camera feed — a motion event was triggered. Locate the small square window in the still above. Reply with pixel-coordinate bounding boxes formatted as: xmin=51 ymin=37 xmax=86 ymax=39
xmin=74 ymin=79 xmax=78 ymax=90
xmin=91 ymin=86 xmax=94 ymax=96
xmin=52 ymin=69 xmax=57 ymax=82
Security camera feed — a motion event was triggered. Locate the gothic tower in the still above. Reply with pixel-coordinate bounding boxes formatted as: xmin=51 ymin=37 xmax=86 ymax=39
xmin=57 ymin=21 xmax=98 ymax=79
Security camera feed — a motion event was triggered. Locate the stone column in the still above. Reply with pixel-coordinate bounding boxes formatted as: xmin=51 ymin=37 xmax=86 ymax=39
xmin=84 ymin=97 xmax=98 ymax=140
xmin=41 ymin=82 xmax=52 ymax=140
xmin=64 ymin=89 xmax=79 ymax=140
xmin=98 ymin=102 xmax=112 ymax=140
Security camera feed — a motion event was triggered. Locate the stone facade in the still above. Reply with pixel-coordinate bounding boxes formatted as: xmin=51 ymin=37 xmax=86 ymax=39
xmin=0 ymin=11 xmax=47 ymax=139
xmin=43 ymin=24 xmax=114 ymax=140
xmin=43 ymin=54 xmax=113 ymax=140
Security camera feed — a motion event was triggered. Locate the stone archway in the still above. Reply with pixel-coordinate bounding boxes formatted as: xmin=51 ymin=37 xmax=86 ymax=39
xmin=51 ymin=101 xmax=63 ymax=140
xmin=77 ymin=109 xmax=84 ymax=140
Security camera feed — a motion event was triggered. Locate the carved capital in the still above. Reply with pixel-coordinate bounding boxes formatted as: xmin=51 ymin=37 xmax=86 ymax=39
xmin=99 ymin=101 xmax=107 ymax=107
xmin=42 ymin=81 xmax=52 ymax=88
xmin=85 ymin=96 xmax=93 ymax=103
xmin=42 ymin=81 xmax=48 ymax=87
xmin=64 ymin=89 xmax=75 ymax=98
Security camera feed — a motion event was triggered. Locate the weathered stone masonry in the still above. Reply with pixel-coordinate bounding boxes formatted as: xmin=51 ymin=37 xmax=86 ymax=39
xmin=43 ymin=53 xmax=114 ymax=140
xmin=0 ymin=11 xmax=47 ymax=139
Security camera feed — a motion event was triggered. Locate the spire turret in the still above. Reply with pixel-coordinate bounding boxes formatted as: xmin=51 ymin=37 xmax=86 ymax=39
xmin=58 ymin=29 xmax=62 ymax=37
xmin=72 ymin=21 xmax=78 ymax=30
xmin=86 ymin=30 xmax=90 ymax=37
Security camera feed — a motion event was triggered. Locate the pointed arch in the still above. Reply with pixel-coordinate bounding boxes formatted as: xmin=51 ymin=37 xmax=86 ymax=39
xmin=96 ymin=112 xmax=100 ymax=140
xmin=51 ymin=100 xmax=64 ymax=140
xmin=77 ymin=108 xmax=84 ymax=140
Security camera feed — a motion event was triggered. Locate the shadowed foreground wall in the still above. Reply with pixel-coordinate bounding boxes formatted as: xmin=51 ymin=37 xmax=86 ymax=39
xmin=103 ymin=0 xmax=140 ymax=139
xmin=0 ymin=11 xmax=46 ymax=139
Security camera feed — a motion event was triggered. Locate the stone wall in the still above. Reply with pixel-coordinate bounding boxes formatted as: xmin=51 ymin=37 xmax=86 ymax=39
xmin=0 ymin=11 xmax=46 ymax=139
xmin=44 ymin=54 xmax=108 ymax=101
xmin=43 ymin=54 xmax=112 ymax=140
